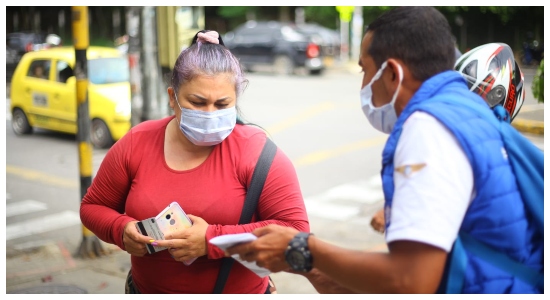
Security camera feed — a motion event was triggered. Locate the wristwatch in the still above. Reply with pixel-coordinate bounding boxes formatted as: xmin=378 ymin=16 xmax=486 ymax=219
xmin=285 ymin=232 xmax=313 ymax=272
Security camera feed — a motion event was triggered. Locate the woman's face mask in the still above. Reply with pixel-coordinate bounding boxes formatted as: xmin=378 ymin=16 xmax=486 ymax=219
xmin=360 ymin=61 xmax=403 ymax=134
xmin=174 ymin=94 xmax=237 ymax=146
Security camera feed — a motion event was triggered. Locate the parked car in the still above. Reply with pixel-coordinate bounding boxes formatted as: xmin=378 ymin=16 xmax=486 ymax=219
xmin=295 ymin=23 xmax=340 ymax=68
xmin=10 ymin=46 xmax=132 ymax=149
xmin=6 ymin=31 xmax=47 ymax=82
xmin=223 ymin=20 xmax=325 ymax=75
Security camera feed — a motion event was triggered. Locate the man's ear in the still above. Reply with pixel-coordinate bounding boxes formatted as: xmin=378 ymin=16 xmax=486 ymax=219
xmin=386 ymin=59 xmax=401 ymax=82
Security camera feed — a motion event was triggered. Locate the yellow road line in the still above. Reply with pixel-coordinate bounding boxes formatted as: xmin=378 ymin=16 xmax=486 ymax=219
xmin=293 ymin=136 xmax=388 ymax=168
xmin=266 ymin=101 xmax=336 ymax=135
xmin=6 ymin=165 xmax=78 ymax=189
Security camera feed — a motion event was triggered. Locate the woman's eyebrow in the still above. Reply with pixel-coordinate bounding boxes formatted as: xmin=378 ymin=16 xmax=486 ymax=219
xmin=190 ymin=94 xmax=231 ymax=102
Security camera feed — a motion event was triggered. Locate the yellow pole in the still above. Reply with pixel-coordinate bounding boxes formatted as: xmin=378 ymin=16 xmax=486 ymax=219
xmin=72 ymin=6 xmax=106 ymax=258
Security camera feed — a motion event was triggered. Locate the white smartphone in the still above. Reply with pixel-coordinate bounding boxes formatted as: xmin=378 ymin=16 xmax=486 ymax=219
xmin=154 ymin=202 xmax=197 ymax=266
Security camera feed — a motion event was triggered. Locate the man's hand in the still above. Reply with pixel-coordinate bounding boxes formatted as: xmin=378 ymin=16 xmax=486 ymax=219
xmin=370 ymin=208 xmax=385 ymax=233
xmin=123 ymin=221 xmax=153 ymax=256
xmin=225 ymin=224 xmax=299 ymax=272
xmin=153 ymin=214 xmax=209 ymax=263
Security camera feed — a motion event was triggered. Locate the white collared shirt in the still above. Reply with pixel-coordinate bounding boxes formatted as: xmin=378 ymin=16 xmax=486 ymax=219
xmin=385 ymin=111 xmax=474 ymax=252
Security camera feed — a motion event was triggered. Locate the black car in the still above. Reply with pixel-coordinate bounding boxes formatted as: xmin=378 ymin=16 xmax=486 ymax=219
xmin=6 ymin=32 xmax=47 ymax=82
xmin=294 ymin=23 xmax=340 ymax=69
xmin=295 ymin=23 xmax=340 ymax=55
xmin=223 ymin=21 xmax=324 ymax=75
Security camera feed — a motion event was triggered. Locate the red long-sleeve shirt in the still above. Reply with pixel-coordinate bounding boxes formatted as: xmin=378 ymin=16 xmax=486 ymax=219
xmin=80 ymin=116 xmax=309 ymax=293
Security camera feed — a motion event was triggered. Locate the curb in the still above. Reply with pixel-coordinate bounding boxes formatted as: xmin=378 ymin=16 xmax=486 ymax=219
xmin=512 ymin=118 xmax=544 ymax=135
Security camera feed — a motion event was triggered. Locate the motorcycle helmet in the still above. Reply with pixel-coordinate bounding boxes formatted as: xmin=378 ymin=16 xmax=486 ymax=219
xmin=454 ymin=43 xmax=525 ymax=121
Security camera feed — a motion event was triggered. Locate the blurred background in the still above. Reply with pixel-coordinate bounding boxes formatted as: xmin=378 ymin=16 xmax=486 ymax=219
xmin=4 ymin=6 xmax=545 ymax=294
xmin=6 ymin=6 xmax=544 ymax=121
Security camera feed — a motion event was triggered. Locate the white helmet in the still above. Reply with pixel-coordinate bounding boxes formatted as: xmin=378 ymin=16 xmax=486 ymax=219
xmin=454 ymin=43 xmax=525 ymax=121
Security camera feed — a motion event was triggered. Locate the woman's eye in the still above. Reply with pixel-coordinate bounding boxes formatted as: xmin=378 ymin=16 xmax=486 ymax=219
xmin=216 ymin=103 xmax=229 ymax=108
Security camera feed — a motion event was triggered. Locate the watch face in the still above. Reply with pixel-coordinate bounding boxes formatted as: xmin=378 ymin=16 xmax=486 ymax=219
xmin=287 ymin=250 xmax=305 ymax=268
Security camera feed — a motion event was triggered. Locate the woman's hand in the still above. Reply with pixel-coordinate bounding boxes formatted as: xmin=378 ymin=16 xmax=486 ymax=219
xmin=123 ymin=221 xmax=154 ymax=256
xmin=154 ymin=214 xmax=209 ymax=263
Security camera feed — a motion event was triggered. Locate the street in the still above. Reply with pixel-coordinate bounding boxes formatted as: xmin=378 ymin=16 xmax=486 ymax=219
xmin=4 ymin=65 xmax=544 ymax=293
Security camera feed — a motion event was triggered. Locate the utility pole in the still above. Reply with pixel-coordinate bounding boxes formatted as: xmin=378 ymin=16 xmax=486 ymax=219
xmin=336 ymin=6 xmax=354 ymax=63
xmin=72 ymin=6 xmax=107 ymax=259
xmin=295 ymin=7 xmax=305 ymax=25
xmin=351 ymin=7 xmax=363 ymax=63
xmin=141 ymin=6 xmax=165 ymax=121
xmin=126 ymin=6 xmax=144 ymax=126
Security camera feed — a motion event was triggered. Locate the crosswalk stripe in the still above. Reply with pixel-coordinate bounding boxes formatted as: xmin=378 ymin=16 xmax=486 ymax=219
xmin=304 ymin=200 xmax=359 ymax=221
xmin=313 ymin=181 xmax=384 ymax=204
xmin=7 ymin=210 xmax=81 ymax=241
xmin=6 ymin=199 xmax=48 ymax=217
xmin=303 ymin=175 xmax=385 ymax=221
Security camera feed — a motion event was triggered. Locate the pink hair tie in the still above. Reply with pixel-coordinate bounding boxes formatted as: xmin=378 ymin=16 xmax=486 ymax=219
xmin=197 ymin=31 xmax=220 ymax=44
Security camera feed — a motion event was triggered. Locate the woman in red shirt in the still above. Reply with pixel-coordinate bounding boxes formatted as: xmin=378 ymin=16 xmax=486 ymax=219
xmin=80 ymin=30 xmax=309 ymax=293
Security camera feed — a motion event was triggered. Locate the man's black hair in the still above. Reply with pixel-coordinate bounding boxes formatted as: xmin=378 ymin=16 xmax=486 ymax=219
xmin=366 ymin=6 xmax=455 ymax=81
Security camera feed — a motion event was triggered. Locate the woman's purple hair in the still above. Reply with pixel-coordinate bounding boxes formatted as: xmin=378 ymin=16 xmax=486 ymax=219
xmin=170 ymin=41 xmax=248 ymax=98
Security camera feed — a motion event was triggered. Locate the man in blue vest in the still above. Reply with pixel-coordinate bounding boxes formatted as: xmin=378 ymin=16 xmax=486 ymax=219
xmin=225 ymin=6 xmax=543 ymax=293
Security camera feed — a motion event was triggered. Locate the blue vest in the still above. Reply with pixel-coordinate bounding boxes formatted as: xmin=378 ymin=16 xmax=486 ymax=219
xmin=381 ymin=71 xmax=543 ymax=293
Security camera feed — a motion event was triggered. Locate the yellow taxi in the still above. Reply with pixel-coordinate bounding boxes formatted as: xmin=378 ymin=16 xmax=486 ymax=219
xmin=10 ymin=46 xmax=131 ymax=148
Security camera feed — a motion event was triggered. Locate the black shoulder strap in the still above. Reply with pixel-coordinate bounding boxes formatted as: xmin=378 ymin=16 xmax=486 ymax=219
xmin=212 ymin=138 xmax=277 ymax=294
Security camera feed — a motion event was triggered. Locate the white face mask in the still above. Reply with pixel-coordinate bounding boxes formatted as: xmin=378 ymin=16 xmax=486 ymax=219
xmin=174 ymin=94 xmax=236 ymax=146
xmin=360 ymin=61 xmax=403 ymax=134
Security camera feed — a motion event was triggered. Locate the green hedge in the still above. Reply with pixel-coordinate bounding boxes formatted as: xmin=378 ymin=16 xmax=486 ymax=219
xmin=532 ymin=59 xmax=544 ymax=103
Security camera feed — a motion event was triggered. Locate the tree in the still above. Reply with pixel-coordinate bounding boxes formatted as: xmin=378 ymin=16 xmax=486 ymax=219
xmin=532 ymin=59 xmax=544 ymax=103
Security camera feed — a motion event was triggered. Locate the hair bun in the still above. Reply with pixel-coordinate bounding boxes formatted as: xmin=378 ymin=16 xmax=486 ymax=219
xmin=197 ymin=31 xmax=220 ymax=44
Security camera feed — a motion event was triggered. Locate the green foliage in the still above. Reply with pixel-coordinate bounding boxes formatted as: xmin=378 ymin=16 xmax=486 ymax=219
xmin=218 ymin=6 xmax=253 ymax=18
xmin=90 ymin=37 xmax=114 ymax=47
xmin=363 ymin=7 xmax=393 ymax=25
xmin=532 ymin=59 xmax=544 ymax=103
xmin=479 ymin=6 xmax=515 ymax=23
xmin=217 ymin=7 xmax=258 ymax=31
xmin=304 ymin=7 xmax=339 ymax=29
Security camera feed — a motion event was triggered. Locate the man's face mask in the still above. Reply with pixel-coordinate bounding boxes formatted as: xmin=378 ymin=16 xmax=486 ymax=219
xmin=174 ymin=93 xmax=237 ymax=146
xmin=360 ymin=61 xmax=403 ymax=134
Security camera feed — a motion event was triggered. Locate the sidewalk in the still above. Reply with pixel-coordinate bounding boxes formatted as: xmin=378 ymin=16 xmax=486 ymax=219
xmin=4 ymin=238 xmax=380 ymax=294
xmin=5 ymin=236 xmax=387 ymax=294
xmin=6 ymin=241 xmax=131 ymax=294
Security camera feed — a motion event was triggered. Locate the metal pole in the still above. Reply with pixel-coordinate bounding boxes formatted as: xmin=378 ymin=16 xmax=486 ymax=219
xmin=351 ymin=7 xmax=363 ymax=63
xmin=141 ymin=6 xmax=166 ymax=121
xmin=126 ymin=6 xmax=144 ymax=127
xmin=340 ymin=20 xmax=349 ymax=62
xmin=72 ymin=6 xmax=106 ymax=259
xmin=336 ymin=6 xmax=354 ymax=63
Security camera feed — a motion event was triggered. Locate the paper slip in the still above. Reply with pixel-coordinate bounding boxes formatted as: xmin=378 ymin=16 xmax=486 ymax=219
xmin=209 ymin=233 xmax=271 ymax=278
xmin=209 ymin=233 xmax=258 ymax=250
